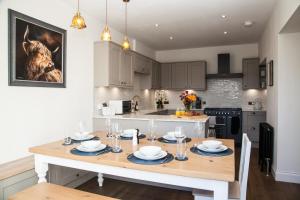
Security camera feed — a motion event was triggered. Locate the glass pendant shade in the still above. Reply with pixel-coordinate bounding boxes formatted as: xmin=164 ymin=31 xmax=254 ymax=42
xmin=70 ymin=12 xmax=87 ymax=29
xmin=101 ymin=25 xmax=112 ymax=41
xmin=70 ymin=0 xmax=86 ymax=29
xmin=122 ymin=36 xmax=130 ymax=50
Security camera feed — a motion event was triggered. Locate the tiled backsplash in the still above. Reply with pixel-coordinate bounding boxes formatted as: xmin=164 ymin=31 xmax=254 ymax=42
xmin=164 ymin=79 xmax=267 ymax=110
xmin=94 ymin=78 xmax=267 ymax=113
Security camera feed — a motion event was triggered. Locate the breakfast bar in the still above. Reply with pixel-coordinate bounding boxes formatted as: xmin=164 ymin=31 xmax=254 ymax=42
xmin=29 ymin=132 xmax=234 ymax=200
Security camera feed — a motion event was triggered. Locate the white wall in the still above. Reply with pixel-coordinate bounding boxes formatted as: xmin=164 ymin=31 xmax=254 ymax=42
xmin=259 ymin=0 xmax=300 ymax=183
xmin=156 ymin=43 xmax=258 ymax=73
xmin=0 ymin=0 xmax=155 ymax=164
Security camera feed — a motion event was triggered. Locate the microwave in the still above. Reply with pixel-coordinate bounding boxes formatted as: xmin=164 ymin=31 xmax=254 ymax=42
xmin=109 ymin=100 xmax=132 ymax=115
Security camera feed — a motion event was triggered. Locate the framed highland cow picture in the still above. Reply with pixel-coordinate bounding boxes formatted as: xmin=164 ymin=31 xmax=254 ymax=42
xmin=8 ymin=9 xmax=66 ymax=88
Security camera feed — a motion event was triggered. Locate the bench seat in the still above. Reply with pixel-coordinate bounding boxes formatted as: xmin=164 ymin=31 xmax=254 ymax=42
xmin=8 ymin=183 xmax=119 ymax=200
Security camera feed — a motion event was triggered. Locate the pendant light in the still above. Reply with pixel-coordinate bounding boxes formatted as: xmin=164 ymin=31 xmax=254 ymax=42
xmin=122 ymin=0 xmax=130 ymax=50
xmin=70 ymin=0 xmax=87 ymax=29
xmin=101 ymin=0 xmax=112 ymax=41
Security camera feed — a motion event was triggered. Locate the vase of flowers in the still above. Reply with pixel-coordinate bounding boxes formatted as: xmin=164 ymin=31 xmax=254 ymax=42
xmin=180 ymin=90 xmax=197 ymax=112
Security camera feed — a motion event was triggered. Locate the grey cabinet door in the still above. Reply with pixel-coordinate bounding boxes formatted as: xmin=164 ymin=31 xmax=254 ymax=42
xmin=161 ymin=63 xmax=172 ymax=89
xmin=188 ymin=61 xmax=207 ymax=90
xmin=120 ymin=51 xmax=133 ymax=87
xmin=109 ymin=43 xmax=121 ymax=86
xmin=243 ymin=58 xmax=260 ymax=89
xmin=171 ymin=63 xmax=188 ymax=89
xmin=151 ymin=62 xmax=161 ymax=89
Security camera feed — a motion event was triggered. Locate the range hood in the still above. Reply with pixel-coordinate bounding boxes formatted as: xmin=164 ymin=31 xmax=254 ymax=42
xmin=206 ymin=53 xmax=243 ymax=79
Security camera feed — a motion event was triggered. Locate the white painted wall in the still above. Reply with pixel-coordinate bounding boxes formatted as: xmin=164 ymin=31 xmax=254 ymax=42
xmin=259 ymin=0 xmax=300 ymax=183
xmin=155 ymin=43 xmax=258 ymax=73
xmin=0 ymin=0 xmax=155 ymax=164
xmin=277 ymin=32 xmax=300 ymax=183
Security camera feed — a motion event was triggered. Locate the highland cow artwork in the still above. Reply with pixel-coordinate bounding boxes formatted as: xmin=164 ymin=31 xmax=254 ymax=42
xmin=9 ymin=9 xmax=66 ymax=87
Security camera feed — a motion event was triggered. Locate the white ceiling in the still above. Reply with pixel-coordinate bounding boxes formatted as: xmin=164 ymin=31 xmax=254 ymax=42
xmin=65 ymin=0 xmax=277 ymax=50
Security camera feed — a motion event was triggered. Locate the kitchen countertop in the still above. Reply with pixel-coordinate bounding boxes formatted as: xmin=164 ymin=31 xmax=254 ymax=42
xmin=94 ymin=110 xmax=209 ymax=123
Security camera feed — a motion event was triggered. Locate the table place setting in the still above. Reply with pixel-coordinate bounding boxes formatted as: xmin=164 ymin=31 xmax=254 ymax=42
xmin=120 ymin=129 xmax=146 ymax=140
xmin=157 ymin=131 xmax=192 ymax=144
xmin=70 ymin=140 xmax=112 ymax=156
xmin=190 ymin=140 xmax=233 ymax=157
xmin=127 ymin=146 xmax=174 ymax=165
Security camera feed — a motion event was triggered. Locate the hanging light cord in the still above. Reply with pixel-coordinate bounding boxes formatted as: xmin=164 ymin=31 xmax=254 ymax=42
xmin=77 ymin=0 xmax=79 ymax=13
xmin=105 ymin=0 xmax=108 ymax=25
xmin=125 ymin=2 xmax=128 ymax=36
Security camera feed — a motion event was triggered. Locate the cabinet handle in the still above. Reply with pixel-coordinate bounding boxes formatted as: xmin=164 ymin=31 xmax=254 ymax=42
xmin=252 ymin=127 xmax=256 ymax=131
xmin=252 ymin=112 xmax=256 ymax=115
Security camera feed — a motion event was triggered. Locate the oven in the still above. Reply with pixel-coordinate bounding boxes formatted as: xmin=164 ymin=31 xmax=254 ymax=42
xmin=204 ymin=108 xmax=243 ymax=145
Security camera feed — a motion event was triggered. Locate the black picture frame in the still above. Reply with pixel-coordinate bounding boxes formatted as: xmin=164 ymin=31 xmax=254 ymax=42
xmin=268 ymin=60 xmax=274 ymax=86
xmin=8 ymin=9 xmax=67 ymax=88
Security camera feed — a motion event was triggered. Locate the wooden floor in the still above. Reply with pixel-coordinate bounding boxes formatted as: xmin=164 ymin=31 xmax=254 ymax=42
xmin=77 ymin=148 xmax=300 ymax=200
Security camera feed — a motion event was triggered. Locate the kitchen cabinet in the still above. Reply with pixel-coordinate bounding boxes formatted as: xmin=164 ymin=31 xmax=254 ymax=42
xmin=120 ymin=50 xmax=133 ymax=86
xmin=161 ymin=63 xmax=172 ymax=89
xmin=94 ymin=42 xmax=133 ymax=88
xmin=188 ymin=61 xmax=207 ymax=90
xmin=151 ymin=61 xmax=161 ymax=89
xmin=242 ymin=111 xmax=266 ymax=148
xmin=171 ymin=62 xmax=188 ymax=89
xmin=133 ymin=53 xmax=151 ymax=75
xmin=243 ymin=58 xmax=260 ymax=90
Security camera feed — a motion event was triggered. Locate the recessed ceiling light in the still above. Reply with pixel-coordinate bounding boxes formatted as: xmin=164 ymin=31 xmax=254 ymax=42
xmin=169 ymin=36 xmax=173 ymax=40
xmin=244 ymin=20 xmax=254 ymax=27
xmin=223 ymin=31 xmax=228 ymax=35
xmin=221 ymin=14 xmax=227 ymax=19
xmin=155 ymin=23 xmax=159 ymax=27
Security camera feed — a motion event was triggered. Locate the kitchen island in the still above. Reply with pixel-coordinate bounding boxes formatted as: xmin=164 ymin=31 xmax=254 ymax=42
xmin=93 ymin=110 xmax=209 ymax=137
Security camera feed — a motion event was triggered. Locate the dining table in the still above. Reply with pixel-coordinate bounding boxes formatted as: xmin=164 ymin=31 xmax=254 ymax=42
xmin=29 ymin=131 xmax=235 ymax=200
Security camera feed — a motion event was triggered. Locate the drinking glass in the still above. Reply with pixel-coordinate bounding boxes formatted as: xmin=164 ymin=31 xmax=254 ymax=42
xmin=194 ymin=122 xmax=205 ymax=145
xmin=176 ymin=135 xmax=187 ymax=160
xmin=105 ymin=118 xmax=112 ymax=138
xmin=148 ymin=119 xmax=157 ymax=142
xmin=111 ymin=123 xmax=122 ymax=152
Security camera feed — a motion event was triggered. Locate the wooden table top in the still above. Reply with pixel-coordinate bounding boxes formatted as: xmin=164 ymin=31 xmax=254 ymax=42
xmin=29 ymin=132 xmax=235 ymax=182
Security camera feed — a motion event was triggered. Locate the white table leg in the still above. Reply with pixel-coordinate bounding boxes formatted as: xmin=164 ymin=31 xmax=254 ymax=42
xmin=98 ymin=173 xmax=104 ymax=187
xmin=35 ymin=157 xmax=48 ymax=183
xmin=213 ymin=181 xmax=228 ymax=200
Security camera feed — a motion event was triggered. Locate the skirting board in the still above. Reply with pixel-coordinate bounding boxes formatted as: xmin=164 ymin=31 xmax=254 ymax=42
xmin=275 ymin=170 xmax=300 ymax=184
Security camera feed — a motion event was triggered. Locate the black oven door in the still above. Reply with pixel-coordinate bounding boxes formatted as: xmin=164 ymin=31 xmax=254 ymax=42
xmin=211 ymin=116 xmax=227 ymax=139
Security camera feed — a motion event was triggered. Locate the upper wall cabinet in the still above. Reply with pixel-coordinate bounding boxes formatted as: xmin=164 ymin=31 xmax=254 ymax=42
xmin=243 ymin=58 xmax=260 ymax=90
xmin=161 ymin=63 xmax=172 ymax=89
xmin=133 ymin=53 xmax=151 ymax=75
xmin=160 ymin=61 xmax=207 ymax=90
xmin=188 ymin=61 xmax=207 ymax=90
xmin=171 ymin=62 xmax=188 ymax=89
xmin=151 ymin=61 xmax=161 ymax=89
xmin=94 ymin=42 xmax=133 ymax=88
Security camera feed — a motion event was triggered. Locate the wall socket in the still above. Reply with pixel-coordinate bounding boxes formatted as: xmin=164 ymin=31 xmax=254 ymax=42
xmin=248 ymin=101 xmax=254 ymax=105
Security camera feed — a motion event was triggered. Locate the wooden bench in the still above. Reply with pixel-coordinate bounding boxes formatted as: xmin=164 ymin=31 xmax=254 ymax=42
xmin=8 ymin=183 xmax=119 ymax=200
xmin=0 ymin=156 xmax=37 ymax=200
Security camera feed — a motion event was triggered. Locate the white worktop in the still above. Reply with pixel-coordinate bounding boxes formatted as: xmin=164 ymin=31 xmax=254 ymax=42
xmin=94 ymin=110 xmax=209 ymax=123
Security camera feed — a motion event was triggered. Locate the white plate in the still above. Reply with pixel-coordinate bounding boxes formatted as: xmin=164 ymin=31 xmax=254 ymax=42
xmin=76 ymin=144 xmax=106 ymax=152
xmin=71 ymin=134 xmax=94 ymax=141
xmin=197 ymin=144 xmax=228 ymax=153
xmin=121 ymin=132 xmax=142 ymax=138
xmin=162 ymin=135 xmax=177 ymax=141
xmin=134 ymin=150 xmax=167 ymax=161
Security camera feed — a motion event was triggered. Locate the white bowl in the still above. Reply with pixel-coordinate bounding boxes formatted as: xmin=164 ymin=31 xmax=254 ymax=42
xmin=74 ymin=132 xmax=90 ymax=139
xmin=81 ymin=140 xmax=101 ymax=149
xmin=122 ymin=129 xmax=138 ymax=137
xmin=139 ymin=146 xmax=162 ymax=157
xmin=202 ymin=140 xmax=222 ymax=150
